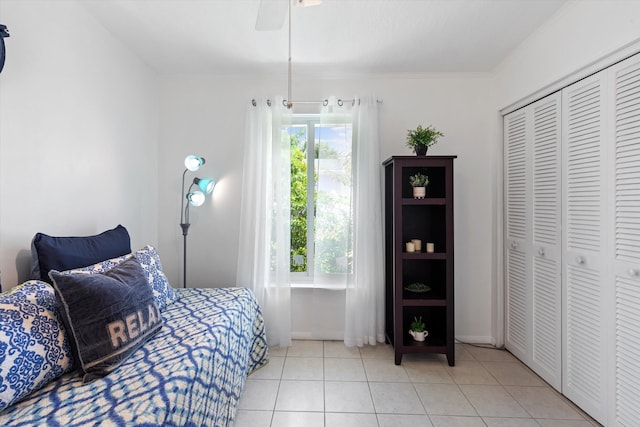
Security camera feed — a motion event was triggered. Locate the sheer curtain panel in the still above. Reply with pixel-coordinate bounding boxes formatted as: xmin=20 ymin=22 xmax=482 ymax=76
xmin=237 ymin=97 xmax=292 ymax=348
xmin=341 ymin=96 xmax=385 ymax=346
xmin=315 ymin=96 xmax=385 ymax=346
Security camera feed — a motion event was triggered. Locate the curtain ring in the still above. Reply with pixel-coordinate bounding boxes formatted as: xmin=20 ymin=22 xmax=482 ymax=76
xmin=267 ymin=99 xmax=272 ymax=106
xmin=322 ymin=99 xmax=328 ymax=107
xmin=251 ymin=99 xmax=257 ymax=107
xmin=337 ymin=99 xmax=344 ymax=107
xmin=282 ymin=99 xmax=288 ymax=108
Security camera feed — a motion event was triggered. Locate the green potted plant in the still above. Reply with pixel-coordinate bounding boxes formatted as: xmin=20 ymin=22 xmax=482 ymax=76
xmin=406 ymin=125 xmax=444 ymax=156
xmin=409 ymin=316 xmax=428 ymax=341
xmin=409 ymin=173 xmax=429 ymax=199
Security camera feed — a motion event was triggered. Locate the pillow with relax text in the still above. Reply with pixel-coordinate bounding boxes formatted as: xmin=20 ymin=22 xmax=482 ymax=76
xmin=49 ymin=258 xmax=162 ymax=383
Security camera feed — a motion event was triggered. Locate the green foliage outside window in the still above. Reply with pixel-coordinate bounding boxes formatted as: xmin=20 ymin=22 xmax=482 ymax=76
xmin=290 ymin=130 xmax=310 ymax=272
xmin=289 ymin=123 xmax=353 ymax=275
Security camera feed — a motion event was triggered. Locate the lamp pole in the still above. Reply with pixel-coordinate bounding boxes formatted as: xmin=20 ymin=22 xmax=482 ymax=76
xmin=180 ymin=168 xmax=190 ymax=289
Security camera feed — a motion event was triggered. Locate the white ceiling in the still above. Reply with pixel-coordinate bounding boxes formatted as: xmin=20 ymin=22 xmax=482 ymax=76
xmin=82 ymin=0 xmax=567 ymax=75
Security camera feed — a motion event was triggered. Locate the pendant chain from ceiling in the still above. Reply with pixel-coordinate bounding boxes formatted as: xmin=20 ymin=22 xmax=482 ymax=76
xmin=286 ymin=0 xmax=293 ymax=109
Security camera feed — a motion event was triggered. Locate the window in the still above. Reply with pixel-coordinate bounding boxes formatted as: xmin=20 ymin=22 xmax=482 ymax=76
xmin=287 ymin=115 xmax=353 ymax=283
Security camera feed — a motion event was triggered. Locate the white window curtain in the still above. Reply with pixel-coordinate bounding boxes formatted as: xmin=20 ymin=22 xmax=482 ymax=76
xmin=236 ymin=97 xmax=292 ymax=348
xmin=319 ymin=96 xmax=385 ymax=346
xmin=237 ymin=95 xmax=384 ymax=348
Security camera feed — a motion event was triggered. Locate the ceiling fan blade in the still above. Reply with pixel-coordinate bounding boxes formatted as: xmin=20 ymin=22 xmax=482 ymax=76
xmin=255 ymin=0 xmax=288 ymax=31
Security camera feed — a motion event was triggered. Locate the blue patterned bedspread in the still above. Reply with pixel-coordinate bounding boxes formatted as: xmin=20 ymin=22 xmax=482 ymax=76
xmin=0 ymin=287 xmax=269 ymax=426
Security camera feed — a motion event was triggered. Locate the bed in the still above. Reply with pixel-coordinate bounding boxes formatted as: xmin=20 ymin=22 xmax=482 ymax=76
xmin=0 ymin=226 xmax=268 ymax=426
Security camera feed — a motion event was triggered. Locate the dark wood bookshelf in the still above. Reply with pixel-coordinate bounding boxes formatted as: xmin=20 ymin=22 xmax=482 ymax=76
xmin=383 ymin=155 xmax=456 ymax=366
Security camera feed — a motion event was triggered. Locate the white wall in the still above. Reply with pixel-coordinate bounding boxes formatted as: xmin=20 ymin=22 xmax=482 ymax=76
xmin=489 ymin=0 xmax=640 ymax=346
xmin=0 ymin=0 xmax=498 ymax=343
xmin=152 ymin=0 xmax=640 ymax=345
xmin=157 ymin=73 xmax=496 ymax=343
xmin=7 ymin=0 xmax=634 ymax=345
xmin=0 ymin=0 xmax=159 ymax=288
xmin=494 ymin=0 xmax=640 ymax=108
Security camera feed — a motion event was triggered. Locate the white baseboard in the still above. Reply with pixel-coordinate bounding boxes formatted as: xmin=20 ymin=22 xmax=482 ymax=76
xmin=291 ymin=331 xmax=344 ymax=341
xmin=291 ymin=333 xmax=499 ymax=347
xmin=455 ymin=335 xmax=498 ymax=347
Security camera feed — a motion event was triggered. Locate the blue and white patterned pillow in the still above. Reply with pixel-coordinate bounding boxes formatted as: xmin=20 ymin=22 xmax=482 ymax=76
xmin=0 ymin=281 xmax=73 ymax=412
xmin=63 ymin=245 xmax=178 ymax=310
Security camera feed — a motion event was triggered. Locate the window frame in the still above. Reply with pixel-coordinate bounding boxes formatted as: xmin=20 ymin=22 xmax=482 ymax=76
xmin=288 ymin=114 xmax=353 ymax=287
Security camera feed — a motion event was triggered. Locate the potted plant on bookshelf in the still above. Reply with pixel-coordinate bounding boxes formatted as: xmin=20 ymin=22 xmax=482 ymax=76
xmin=406 ymin=125 xmax=444 ymax=156
xmin=409 ymin=173 xmax=429 ymax=199
xmin=409 ymin=316 xmax=428 ymax=342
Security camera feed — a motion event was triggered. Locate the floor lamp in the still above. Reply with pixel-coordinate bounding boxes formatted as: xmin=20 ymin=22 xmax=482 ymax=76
xmin=180 ymin=155 xmax=215 ymax=288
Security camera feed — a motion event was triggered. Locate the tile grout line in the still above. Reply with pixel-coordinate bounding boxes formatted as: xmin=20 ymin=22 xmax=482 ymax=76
xmin=322 ymin=341 xmax=326 ymax=427
xmin=240 ymin=341 xmax=601 ymax=426
xmin=269 ymin=344 xmax=287 ymax=426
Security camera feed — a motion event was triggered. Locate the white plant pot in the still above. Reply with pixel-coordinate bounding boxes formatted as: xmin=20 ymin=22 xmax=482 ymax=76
xmin=409 ymin=330 xmax=428 ymax=342
xmin=413 ymin=187 xmax=426 ymax=199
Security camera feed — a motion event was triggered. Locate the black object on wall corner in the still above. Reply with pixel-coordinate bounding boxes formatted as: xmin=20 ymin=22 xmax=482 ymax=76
xmin=0 ymin=24 xmax=10 ymax=73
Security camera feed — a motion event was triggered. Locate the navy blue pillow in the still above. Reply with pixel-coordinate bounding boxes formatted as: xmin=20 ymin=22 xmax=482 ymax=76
xmin=49 ymin=257 xmax=162 ymax=383
xmin=30 ymin=225 xmax=131 ymax=283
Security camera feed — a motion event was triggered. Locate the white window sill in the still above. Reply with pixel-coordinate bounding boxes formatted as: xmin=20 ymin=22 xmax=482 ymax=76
xmin=290 ymin=281 xmax=347 ymax=290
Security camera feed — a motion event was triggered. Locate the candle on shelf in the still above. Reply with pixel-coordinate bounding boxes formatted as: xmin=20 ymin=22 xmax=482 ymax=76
xmin=411 ymin=239 xmax=422 ymax=251
xmin=426 ymin=242 xmax=435 ymax=253
xmin=406 ymin=242 xmax=415 ymax=252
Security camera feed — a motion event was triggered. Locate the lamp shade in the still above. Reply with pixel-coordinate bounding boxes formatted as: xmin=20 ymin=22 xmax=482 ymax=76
xmin=194 ymin=178 xmax=216 ymax=195
xmin=186 ymin=190 xmax=205 ymax=207
xmin=184 ymin=155 xmax=206 ymax=171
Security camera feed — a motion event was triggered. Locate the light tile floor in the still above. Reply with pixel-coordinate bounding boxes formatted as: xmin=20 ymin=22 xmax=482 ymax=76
xmin=234 ymin=341 xmax=601 ymax=427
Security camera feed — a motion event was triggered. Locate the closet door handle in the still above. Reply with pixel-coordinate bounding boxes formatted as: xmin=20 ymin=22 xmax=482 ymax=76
xmin=510 ymin=242 xmax=518 ymax=250
xmin=538 ymin=248 xmax=545 ymax=257
xmin=628 ymin=269 xmax=639 ymax=278
xmin=576 ymin=256 xmax=585 ymax=265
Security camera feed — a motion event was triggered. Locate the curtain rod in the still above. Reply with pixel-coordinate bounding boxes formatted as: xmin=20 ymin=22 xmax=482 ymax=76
xmin=251 ymin=98 xmax=383 ymax=107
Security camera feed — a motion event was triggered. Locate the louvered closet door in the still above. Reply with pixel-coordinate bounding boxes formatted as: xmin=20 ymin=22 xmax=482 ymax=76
xmin=504 ymin=109 xmax=531 ymax=362
xmin=561 ymin=72 xmax=609 ymax=424
xmin=530 ymin=93 xmax=562 ymax=391
xmin=611 ymin=55 xmax=640 ymax=427
xmin=504 ymin=94 xmax=562 ymax=390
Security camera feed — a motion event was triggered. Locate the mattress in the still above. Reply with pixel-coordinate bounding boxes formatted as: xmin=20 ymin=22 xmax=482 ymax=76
xmin=0 ymin=287 xmax=269 ymax=427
